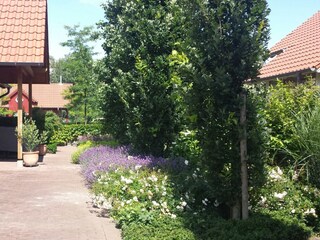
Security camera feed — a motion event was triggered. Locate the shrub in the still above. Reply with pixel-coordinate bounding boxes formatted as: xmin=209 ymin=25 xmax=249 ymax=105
xmin=251 ymin=166 xmax=320 ymax=230
xmin=47 ymin=143 xmax=57 ymax=154
xmin=92 ymin=168 xmax=186 ymax=226
xmin=32 ymin=108 xmax=46 ymax=132
xmin=71 ymin=141 xmax=95 ymax=164
xmin=122 ymin=217 xmax=196 ymax=240
xmin=260 ymin=80 xmax=320 ymax=162
xmin=51 ymin=123 xmax=103 ymax=145
xmin=196 ymin=213 xmax=311 ymax=240
xmin=44 ymin=111 xmax=62 ymax=143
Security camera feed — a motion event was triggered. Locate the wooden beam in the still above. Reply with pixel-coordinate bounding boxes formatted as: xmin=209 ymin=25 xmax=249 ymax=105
xmin=24 ymin=66 xmax=34 ymax=77
xmin=17 ymin=68 xmax=23 ymax=161
xmin=28 ymin=80 xmax=33 ymax=118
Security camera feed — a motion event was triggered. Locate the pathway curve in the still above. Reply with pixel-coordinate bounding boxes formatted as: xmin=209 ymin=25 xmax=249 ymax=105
xmin=0 ymin=146 xmax=122 ymax=240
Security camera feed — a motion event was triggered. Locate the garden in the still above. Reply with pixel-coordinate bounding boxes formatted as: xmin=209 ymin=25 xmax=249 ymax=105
xmin=67 ymin=80 xmax=320 ymax=240
xmin=46 ymin=0 xmax=320 ymax=239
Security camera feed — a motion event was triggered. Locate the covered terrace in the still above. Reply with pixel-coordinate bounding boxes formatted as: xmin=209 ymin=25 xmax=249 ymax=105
xmin=0 ymin=0 xmax=49 ymax=163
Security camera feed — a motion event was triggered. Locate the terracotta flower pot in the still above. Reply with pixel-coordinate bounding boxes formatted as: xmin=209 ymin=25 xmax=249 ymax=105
xmin=38 ymin=144 xmax=47 ymax=156
xmin=23 ymin=151 xmax=39 ymax=167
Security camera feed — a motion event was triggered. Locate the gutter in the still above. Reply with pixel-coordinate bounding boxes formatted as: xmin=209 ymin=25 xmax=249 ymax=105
xmin=0 ymin=83 xmax=12 ymax=99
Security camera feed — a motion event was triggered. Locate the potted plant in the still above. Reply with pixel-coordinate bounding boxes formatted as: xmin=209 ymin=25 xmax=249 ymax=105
xmin=17 ymin=118 xmax=41 ymax=166
xmin=38 ymin=131 xmax=48 ymax=156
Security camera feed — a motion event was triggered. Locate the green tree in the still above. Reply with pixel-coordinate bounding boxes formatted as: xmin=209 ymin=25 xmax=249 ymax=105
xmin=61 ymin=25 xmax=104 ymax=124
xmin=185 ymin=0 xmax=270 ymax=218
xmin=49 ymin=56 xmax=72 ymax=84
xmin=100 ymin=0 xmax=187 ymax=156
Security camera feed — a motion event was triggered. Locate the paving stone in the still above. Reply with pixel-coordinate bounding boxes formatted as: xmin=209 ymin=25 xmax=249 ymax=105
xmin=0 ymin=146 xmax=122 ymax=240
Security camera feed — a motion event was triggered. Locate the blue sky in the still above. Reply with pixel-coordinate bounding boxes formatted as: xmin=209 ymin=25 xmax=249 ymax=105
xmin=48 ymin=0 xmax=320 ymax=60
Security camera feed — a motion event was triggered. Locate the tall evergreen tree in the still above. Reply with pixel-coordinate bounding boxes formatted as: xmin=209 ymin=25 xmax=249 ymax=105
xmin=185 ymin=0 xmax=270 ymax=218
xmin=100 ymin=0 xmax=187 ymax=156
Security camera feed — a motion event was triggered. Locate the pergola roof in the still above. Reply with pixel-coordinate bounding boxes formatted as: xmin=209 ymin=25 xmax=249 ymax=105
xmin=0 ymin=0 xmax=49 ymax=84
xmin=258 ymin=10 xmax=320 ymax=80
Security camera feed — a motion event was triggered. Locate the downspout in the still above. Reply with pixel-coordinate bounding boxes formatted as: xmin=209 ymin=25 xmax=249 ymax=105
xmin=0 ymin=83 xmax=11 ymax=98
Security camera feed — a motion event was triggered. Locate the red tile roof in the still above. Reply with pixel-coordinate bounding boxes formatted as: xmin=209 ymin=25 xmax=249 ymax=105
xmin=258 ymin=11 xmax=320 ymax=80
xmin=9 ymin=83 xmax=72 ymax=108
xmin=0 ymin=0 xmax=47 ymax=65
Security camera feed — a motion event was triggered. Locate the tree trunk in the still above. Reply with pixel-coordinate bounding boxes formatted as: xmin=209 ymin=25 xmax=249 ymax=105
xmin=84 ymin=88 xmax=87 ymax=125
xmin=240 ymin=92 xmax=249 ymax=220
xmin=230 ymin=200 xmax=241 ymax=219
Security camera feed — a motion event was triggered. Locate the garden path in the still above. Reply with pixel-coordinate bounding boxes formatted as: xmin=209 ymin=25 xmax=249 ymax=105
xmin=0 ymin=145 xmax=122 ymax=240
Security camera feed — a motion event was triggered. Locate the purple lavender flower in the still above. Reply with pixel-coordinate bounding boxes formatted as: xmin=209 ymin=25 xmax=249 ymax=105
xmin=79 ymin=145 xmax=187 ymax=187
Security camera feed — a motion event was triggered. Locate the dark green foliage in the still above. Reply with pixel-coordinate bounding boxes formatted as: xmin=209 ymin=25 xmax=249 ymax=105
xmin=47 ymin=143 xmax=57 ymax=154
xmin=195 ymin=213 xmax=311 ymax=240
xmin=44 ymin=111 xmax=62 ymax=143
xmin=185 ymin=0 xmax=270 ymax=204
xmin=51 ymin=123 xmax=103 ymax=145
xmin=31 ymin=108 xmax=46 ymax=132
xmin=122 ymin=217 xmax=196 ymax=240
xmin=100 ymin=0 xmax=187 ymax=156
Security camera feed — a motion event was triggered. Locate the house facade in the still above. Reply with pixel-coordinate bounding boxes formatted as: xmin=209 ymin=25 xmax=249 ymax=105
xmin=7 ymin=83 xmax=72 ymax=119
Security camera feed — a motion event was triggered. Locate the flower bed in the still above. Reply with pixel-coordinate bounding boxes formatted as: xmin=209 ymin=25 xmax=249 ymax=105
xmin=78 ymin=145 xmax=314 ymax=240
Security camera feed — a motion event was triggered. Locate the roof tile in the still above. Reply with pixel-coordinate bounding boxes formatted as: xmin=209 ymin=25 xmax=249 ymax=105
xmin=0 ymin=0 xmax=47 ymax=64
xmin=10 ymin=83 xmax=72 ymax=108
xmin=259 ymin=11 xmax=320 ymax=80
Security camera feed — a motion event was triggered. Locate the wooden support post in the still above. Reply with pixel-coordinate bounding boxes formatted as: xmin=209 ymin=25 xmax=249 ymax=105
xmin=17 ymin=69 xmax=23 ymax=162
xmin=316 ymin=72 xmax=320 ymax=86
xmin=28 ymin=80 xmax=33 ymax=118
xmin=240 ymin=92 xmax=249 ymax=220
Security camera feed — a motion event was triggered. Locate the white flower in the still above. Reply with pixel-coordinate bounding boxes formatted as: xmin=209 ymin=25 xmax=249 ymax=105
xmin=133 ymin=196 xmax=138 ymax=202
xmin=181 ymin=201 xmax=187 ymax=207
xmin=171 ymin=214 xmax=177 ymax=219
xmin=202 ymin=200 xmax=208 ymax=206
xmin=274 ymin=191 xmax=287 ymax=199
xmin=304 ymin=208 xmax=317 ymax=217
xmin=260 ymin=196 xmax=267 ymax=205
xmin=291 ymin=209 xmax=296 ymax=214
xmin=152 ymin=201 xmax=160 ymax=207
xmin=181 ymin=130 xmax=192 ymax=136
xmin=140 ymin=189 xmax=144 ymax=193
xmin=161 ymin=202 xmax=168 ymax=208
xmin=135 ymin=165 xmax=142 ymax=170
xmin=184 ymin=160 xmax=189 ymax=165
xmin=162 ymin=191 xmax=167 ymax=196
xmin=120 ymin=176 xmax=133 ymax=184
xmin=269 ymin=167 xmax=283 ymax=180
xmin=214 ymin=200 xmax=219 ymax=207
xmin=102 ymin=201 xmax=112 ymax=210
xmin=148 ymin=175 xmax=158 ymax=182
